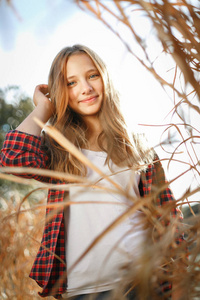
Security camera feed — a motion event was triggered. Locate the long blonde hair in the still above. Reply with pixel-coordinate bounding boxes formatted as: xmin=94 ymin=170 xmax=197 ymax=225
xmin=43 ymin=44 xmax=153 ymax=175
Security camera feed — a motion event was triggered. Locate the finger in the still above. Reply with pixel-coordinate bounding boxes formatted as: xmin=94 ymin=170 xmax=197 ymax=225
xmin=36 ymin=84 xmax=49 ymax=95
xmin=39 ymin=85 xmax=48 ymax=94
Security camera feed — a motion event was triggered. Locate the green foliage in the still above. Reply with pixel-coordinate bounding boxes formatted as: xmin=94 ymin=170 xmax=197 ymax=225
xmin=0 ymin=86 xmax=34 ymax=197
xmin=0 ymin=85 xmax=33 ymax=149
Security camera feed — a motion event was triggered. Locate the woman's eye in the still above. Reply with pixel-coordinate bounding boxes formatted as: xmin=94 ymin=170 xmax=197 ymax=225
xmin=90 ymin=74 xmax=99 ymax=79
xmin=67 ymin=81 xmax=75 ymax=87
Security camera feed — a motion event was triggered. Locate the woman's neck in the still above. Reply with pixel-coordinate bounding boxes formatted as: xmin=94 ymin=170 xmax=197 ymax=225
xmin=83 ymin=116 xmax=105 ymax=151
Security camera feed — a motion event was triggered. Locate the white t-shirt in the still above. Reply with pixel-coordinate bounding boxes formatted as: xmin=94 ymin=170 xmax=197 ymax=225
xmin=63 ymin=149 xmax=146 ymax=298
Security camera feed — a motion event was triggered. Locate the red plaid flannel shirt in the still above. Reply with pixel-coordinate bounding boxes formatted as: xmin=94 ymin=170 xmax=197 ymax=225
xmin=0 ymin=130 xmax=183 ymax=299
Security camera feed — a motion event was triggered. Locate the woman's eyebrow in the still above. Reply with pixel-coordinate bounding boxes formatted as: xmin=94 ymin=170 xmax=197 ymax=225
xmin=87 ymin=68 xmax=98 ymax=72
xmin=67 ymin=68 xmax=99 ymax=80
xmin=67 ymin=75 xmax=76 ymax=80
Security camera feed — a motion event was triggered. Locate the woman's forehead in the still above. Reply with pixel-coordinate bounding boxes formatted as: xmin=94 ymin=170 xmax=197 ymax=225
xmin=66 ymin=53 xmax=97 ymax=76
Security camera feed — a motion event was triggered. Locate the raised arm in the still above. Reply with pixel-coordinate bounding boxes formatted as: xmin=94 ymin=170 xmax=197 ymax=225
xmin=16 ymin=84 xmax=54 ymax=136
xmin=0 ymin=85 xmax=54 ymax=179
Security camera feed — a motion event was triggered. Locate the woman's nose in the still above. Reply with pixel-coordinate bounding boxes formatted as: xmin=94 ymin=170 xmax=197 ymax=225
xmin=82 ymin=80 xmax=93 ymax=94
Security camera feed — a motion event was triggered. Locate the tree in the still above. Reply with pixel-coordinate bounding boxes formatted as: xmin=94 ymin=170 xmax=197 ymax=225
xmin=0 ymin=85 xmax=33 ymax=148
xmin=0 ymin=86 xmax=34 ymax=198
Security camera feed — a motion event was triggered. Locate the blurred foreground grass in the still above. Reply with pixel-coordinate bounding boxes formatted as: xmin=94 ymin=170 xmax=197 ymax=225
xmin=0 ymin=189 xmax=54 ymax=300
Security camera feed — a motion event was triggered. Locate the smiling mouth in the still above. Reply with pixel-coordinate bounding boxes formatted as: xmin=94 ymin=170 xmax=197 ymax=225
xmin=79 ymin=96 xmax=98 ymax=103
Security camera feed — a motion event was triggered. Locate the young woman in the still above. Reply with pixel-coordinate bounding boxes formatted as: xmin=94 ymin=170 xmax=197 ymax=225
xmin=0 ymin=45 xmax=183 ymax=299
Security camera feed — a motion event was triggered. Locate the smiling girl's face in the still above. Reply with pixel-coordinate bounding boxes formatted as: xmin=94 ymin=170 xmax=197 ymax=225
xmin=66 ymin=53 xmax=104 ymax=118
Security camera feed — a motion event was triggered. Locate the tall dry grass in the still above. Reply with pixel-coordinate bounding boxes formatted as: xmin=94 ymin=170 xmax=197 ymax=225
xmin=75 ymin=0 xmax=200 ymax=298
xmin=0 ymin=191 xmax=50 ymax=299
xmin=76 ymin=0 xmax=200 ymax=165
xmin=1 ymin=0 xmax=200 ymax=299
xmin=0 ymin=124 xmax=191 ymax=299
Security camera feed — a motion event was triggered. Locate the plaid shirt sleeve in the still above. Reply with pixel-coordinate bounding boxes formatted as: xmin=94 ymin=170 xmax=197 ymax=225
xmin=1 ymin=130 xmax=67 ymax=298
xmin=139 ymin=154 xmax=185 ymax=296
xmin=139 ymin=154 xmax=183 ymax=224
xmin=0 ymin=130 xmax=49 ymax=181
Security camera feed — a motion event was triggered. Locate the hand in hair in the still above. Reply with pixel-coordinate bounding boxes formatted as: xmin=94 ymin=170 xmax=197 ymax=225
xmin=33 ymin=84 xmax=51 ymax=107
xmin=16 ymin=84 xmax=54 ymax=136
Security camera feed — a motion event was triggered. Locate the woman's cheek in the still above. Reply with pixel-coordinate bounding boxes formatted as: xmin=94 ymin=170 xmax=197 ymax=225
xmin=68 ymin=89 xmax=77 ymax=103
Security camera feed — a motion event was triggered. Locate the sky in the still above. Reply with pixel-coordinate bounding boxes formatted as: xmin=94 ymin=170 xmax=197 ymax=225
xmin=0 ymin=0 xmax=199 ymax=201
xmin=0 ymin=0 xmax=174 ymax=128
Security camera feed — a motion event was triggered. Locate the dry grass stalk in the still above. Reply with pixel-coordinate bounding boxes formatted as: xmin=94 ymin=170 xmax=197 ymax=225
xmin=0 ymin=124 xmax=188 ymax=299
xmin=0 ymin=194 xmax=50 ymax=299
xmin=75 ymin=0 xmax=200 ymax=298
xmin=1 ymin=0 xmax=200 ymax=298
